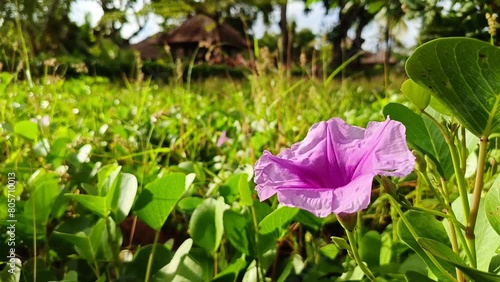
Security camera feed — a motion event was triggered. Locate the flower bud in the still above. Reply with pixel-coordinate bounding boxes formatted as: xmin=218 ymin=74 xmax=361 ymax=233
xmin=413 ymin=150 xmax=427 ymax=172
xmin=337 ymin=213 xmax=357 ymax=232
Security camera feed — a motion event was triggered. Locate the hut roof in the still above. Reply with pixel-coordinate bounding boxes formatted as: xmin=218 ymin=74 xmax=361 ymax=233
xmin=164 ymin=14 xmax=248 ymax=48
xmin=129 ymin=33 xmax=165 ymax=60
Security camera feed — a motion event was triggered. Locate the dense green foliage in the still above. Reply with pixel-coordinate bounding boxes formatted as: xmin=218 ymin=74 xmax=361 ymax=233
xmin=0 ymin=66 xmax=414 ymax=281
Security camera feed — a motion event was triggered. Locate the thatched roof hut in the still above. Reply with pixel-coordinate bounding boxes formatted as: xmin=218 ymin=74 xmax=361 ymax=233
xmin=129 ymin=33 xmax=165 ymax=60
xmin=130 ymin=14 xmax=248 ymax=60
xmin=165 ymin=14 xmax=248 ymax=48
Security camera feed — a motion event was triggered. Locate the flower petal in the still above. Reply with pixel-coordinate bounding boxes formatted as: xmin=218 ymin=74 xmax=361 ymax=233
xmin=275 ymin=174 xmax=374 ymax=217
xmin=253 ymin=117 xmax=415 ymax=218
xmin=359 ymin=118 xmax=415 ymax=177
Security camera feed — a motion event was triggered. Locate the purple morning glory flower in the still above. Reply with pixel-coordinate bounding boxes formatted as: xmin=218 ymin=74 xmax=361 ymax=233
xmin=254 ymin=117 xmax=415 ymax=217
xmin=217 ymin=130 xmax=230 ymax=147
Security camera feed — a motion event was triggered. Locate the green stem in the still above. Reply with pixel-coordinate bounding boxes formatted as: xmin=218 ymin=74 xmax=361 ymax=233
xmin=106 ymin=217 xmax=120 ymax=279
xmin=440 ymin=179 xmax=474 ymax=266
xmin=408 ymin=206 xmax=463 ymax=228
xmin=250 ymin=205 xmax=266 ymax=281
xmin=448 ymin=219 xmax=464 ymax=282
xmin=414 ymin=172 xmax=468 ymax=233
xmin=465 ymin=136 xmax=489 ymax=267
xmin=343 ymin=228 xmax=376 ymax=282
xmin=145 ymin=230 xmax=161 ymax=282
xmin=421 ymin=112 xmax=470 ymax=220
xmin=389 ymin=197 xmax=458 ymax=282
xmin=448 ymin=141 xmax=470 ymax=221
xmin=94 ymin=261 xmax=101 ymax=278
xmin=416 ymin=170 xmax=447 ymax=208
xmin=460 ymin=127 xmax=467 ymax=174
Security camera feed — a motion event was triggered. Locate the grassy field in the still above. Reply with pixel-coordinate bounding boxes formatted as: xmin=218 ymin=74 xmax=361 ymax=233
xmin=0 ymin=69 xmax=417 ymax=281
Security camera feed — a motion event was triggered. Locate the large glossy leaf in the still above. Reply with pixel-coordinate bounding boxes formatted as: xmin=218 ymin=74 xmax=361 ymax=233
xmin=123 ymin=244 xmax=173 ymax=281
xmin=220 ymin=173 xmax=252 ymax=205
xmin=259 ymin=206 xmax=299 ymax=235
xmin=223 ymin=210 xmax=250 ymax=255
xmin=384 ymin=103 xmax=453 ymax=179
xmin=97 ymin=164 xmax=121 ymax=197
xmin=109 ymin=173 xmax=138 ymax=224
xmin=419 ymin=238 xmax=500 ymax=282
xmin=398 ymin=211 xmax=456 ymax=281
xmin=65 ymin=194 xmax=108 ymax=218
xmin=405 ymin=271 xmax=436 ymax=282
xmin=212 ymin=257 xmax=247 ymax=282
xmin=485 ymin=175 xmax=500 ymax=236
xmin=151 ymin=238 xmax=203 ymax=282
xmin=135 ymin=173 xmax=186 ymax=231
xmin=359 ymin=230 xmax=381 ymax=267
xmin=177 ymin=197 xmax=203 ymax=214
xmin=23 ymin=173 xmax=60 ymax=224
xmin=406 ymin=38 xmax=500 ymax=137
xmin=238 ymin=173 xmax=253 ymax=206
xmin=14 ymin=120 xmax=38 ymax=141
xmin=0 ymin=258 xmax=21 ymax=282
xmin=445 ymin=194 xmax=500 ymax=271
xmin=53 ymin=217 xmax=107 ymax=263
xmin=189 ymin=197 xmax=225 ymax=252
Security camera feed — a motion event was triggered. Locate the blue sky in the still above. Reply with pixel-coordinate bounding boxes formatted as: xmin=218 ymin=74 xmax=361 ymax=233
xmin=69 ymin=0 xmax=420 ymax=51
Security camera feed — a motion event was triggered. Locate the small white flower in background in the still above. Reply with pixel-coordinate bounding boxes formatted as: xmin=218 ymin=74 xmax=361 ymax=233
xmin=55 ymin=165 xmax=69 ymax=176
xmin=72 ymin=108 xmax=79 ymax=114
xmin=150 ymin=115 xmax=158 ymax=124
xmin=40 ymin=100 xmax=49 ymax=109
xmin=33 ymin=139 xmax=50 ymax=157
xmin=40 ymin=115 xmax=50 ymax=126
xmin=130 ymin=106 xmax=137 ymax=116
xmin=236 ymin=150 xmax=245 ymax=159
xmin=12 ymin=102 xmax=21 ymax=108
xmin=90 ymin=162 xmax=102 ymax=178
xmin=76 ymin=144 xmax=92 ymax=163
xmin=114 ymin=99 xmax=120 ymax=105
xmin=99 ymin=124 xmax=109 ymax=135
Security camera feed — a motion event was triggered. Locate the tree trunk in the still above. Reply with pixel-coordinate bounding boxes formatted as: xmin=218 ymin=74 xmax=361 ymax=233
xmin=279 ymin=2 xmax=290 ymax=69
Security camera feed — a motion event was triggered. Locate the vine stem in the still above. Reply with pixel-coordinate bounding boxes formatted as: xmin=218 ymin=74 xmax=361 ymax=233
xmin=145 ymin=230 xmax=161 ymax=282
xmin=106 ymin=217 xmax=120 ymax=279
xmin=421 ymin=112 xmax=470 ymax=222
xmin=250 ymin=205 xmax=266 ymax=281
xmin=338 ymin=216 xmax=376 ymax=282
xmin=439 ymin=180 xmax=474 ymax=266
xmin=448 ymin=219 xmax=465 ymax=282
xmin=447 ymin=136 xmax=471 ymax=222
xmin=466 ymin=136 xmax=489 ymax=267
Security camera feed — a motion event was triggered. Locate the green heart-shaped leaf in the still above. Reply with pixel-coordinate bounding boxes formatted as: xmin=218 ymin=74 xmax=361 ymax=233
xmin=401 ymin=79 xmax=431 ymax=111
xmin=384 ymin=103 xmax=454 ymax=179
xmin=398 ymin=211 xmax=456 ymax=281
xmin=259 ymin=206 xmax=299 ymax=234
xmin=406 ymin=38 xmax=500 ymax=137
xmin=135 ymin=173 xmax=186 ymax=231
